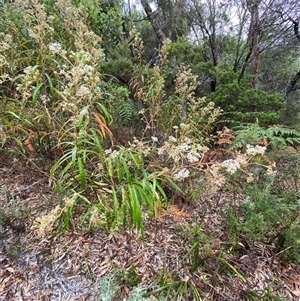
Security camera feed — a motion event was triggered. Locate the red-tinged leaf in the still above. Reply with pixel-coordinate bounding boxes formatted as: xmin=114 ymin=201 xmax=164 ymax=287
xmin=92 ymin=112 xmax=113 ymax=138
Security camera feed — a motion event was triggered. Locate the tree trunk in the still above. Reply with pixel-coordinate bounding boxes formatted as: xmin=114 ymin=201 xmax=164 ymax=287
xmin=140 ymin=0 xmax=166 ymax=45
xmin=251 ymin=0 xmax=260 ymax=88
xmin=285 ymin=71 xmax=300 ymax=97
xmin=284 ymin=16 xmax=300 ymax=97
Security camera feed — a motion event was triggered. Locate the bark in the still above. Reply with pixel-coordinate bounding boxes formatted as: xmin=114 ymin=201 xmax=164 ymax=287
xmin=140 ymin=0 xmax=166 ymax=45
xmin=238 ymin=49 xmax=252 ymax=83
xmin=287 ymin=15 xmax=300 ymax=42
xmin=285 ymin=71 xmax=300 ymax=97
xmin=193 ymin=0 xmax=218 ymax=92
xmin=284 ymin=16 xmax=300 ymax=96
xmin=251 ymin=0 xmax=260 ymax=88
xmin=237 ymin=0 xmax=261 ymax=86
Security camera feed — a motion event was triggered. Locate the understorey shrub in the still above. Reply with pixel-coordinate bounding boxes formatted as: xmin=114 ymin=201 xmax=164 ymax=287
xmin=224 ymin=162 xmax=300 ymax=262
xmin=207 ymin=68 xmax=285 ymax=126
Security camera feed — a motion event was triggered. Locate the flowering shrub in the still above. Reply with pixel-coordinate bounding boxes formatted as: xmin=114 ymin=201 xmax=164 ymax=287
xmin=0 ymin=0 xmax=110 ymax=153
xmin=209 ymin=143 xmax=276 ymax=193
xmin=0 ymin=0 xmax=281 ymax=240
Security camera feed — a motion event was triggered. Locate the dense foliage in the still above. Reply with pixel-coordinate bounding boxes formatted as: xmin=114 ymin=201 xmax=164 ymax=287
xmin=1 ymin=0 xmax=300 ymax=299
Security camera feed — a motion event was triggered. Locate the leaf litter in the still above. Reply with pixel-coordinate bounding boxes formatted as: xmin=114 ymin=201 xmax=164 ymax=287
xmin=0 ymin=154 xmax=299 ymax=300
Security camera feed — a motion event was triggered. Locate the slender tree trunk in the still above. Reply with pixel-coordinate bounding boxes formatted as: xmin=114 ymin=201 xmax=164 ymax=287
xmin=284 ymin=17 xmax=300 ymax=97
xmin=251 ymin=0 xmax=260 ymax=88
xmin=140 ymin=0 xmax=166 ymax=45
xmin=285 ymin=71 xmax=300 ymax=96
xmin=238 ymin=0 xmax=260 ymax=86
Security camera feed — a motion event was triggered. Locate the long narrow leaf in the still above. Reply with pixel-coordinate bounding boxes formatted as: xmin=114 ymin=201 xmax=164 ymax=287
xmin=32 ymin=82 xmax=44 ymax=105
xmin=90 ymin=129 xmax=103 ymax=153
xmin=92 ymin=111 xmax=113 ymax=138
xmin=106 ymin=158 xmax=113 ymax=180
xmin=121 ymin=157 xmax=132 ymax=183
xmin=128 ymin=185 xmax=143 ymax=231
xmin=71 ymin=147 xmax=77 ymax=165
xmin=129 ymin=151 xmax=142 ymax=168
xmin=51 ymin=150 xmax=74 ymax=174
xmin=45 ymin=73 xmax=55 ymax=98
xmin=95 ymin=102 xmax=113 ymax=124
xmin=136 ymin=183 xmax=155 ymax=215
xmin=112 ymin=187 xmax=119 ymax=227
xmin=121 ymin=186 xmax=128 ymax=227
xmin=77 ymin=156 xmax=86 ymax=189
xmin=6 ymin=111 xmax=21 ymax=120
xmin=219 ymin=258 xmax=247 ymax=283
xmin=116 ymin=157 xmax=123 ymax=183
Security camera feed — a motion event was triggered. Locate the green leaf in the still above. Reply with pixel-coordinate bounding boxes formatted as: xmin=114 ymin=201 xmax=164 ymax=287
xmin=138 ymin=182 xmax=156 ymax=215
xmin=128 ymin=185 xmax=143 ymax=232
xmin=91 ymin=129 xmax=103 ymax=153
xmin=121 ymin=156 xmax=132 ymax=183
xmin=45 ymin=73 xmax=55 ymax=98
xmin=51 ymin=150 xmax=73 ymax=175
xmin=32 ymin=82 xmax=44 ymax=105
xmin=121 ymin=186 xmax=128 ymax=227
xmin=219 ymin=257 xmax=247 ymax=283
xmin=76 ymin=193 xmax=91 ymax=205
xmin=77 ymin=156 xmax=86 ymax=189
xmin=129 ymin=151 xmax=142 ymax=168
xmin=106 ymin=158 xmax=113 ymax=180
xmin=6 ymin=111 xmax=21 ymax=120
xmin=95 ymin=102 xmax=113 ymax=124
xmin=112 ymin=187 xmax=119 ymax=227
xmin=71 ymin=147 xmax=77 ymax=165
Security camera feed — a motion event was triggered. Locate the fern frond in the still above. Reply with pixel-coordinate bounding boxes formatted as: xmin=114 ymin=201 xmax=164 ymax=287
xmin=118 ymin=100 xmax=138 ymax=125
xmin=230 ymin=122 xmax=300 ymax=151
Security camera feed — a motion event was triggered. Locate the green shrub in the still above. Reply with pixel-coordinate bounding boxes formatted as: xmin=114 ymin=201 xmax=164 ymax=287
xmin=225 ymin=176 xmax=300 ymax=262
xmin=207 ymin=68 xmax=285 ymax=125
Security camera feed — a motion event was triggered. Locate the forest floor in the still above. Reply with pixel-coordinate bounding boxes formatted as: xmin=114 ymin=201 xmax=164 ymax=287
xmin=0 ymin=151 xmax=300 ymax=301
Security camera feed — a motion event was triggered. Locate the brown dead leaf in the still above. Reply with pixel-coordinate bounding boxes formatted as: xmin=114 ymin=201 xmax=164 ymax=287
xmin=169 ymin=205 xmax=192 ymax=218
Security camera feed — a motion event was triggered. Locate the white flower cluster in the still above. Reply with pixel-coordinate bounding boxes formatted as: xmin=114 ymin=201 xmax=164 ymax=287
xmin=221 ymin=159 xmax=241 ymax=174
xmin=173 ymin=168 xmax=190 ymax=181
xmin=131 ymin=137 xmax=151 ymax=155
xmin=59 ymin=63 xmax=94 ymax=80
xmin=105 ymin=149 xmax=120 ymax=160
xmin=187 ymin=150 xmax=202 ymax=163
xmin=246 ymin=144 xmax=266 ymax=156
xmin=56 ymin=55 xmax=99 ymax=113
xmin=0 ymin=42 xmax=11 ymax=52
xmin=76 ymin=85 xmax=91 ymax=98
xmin=78 ymin=64 xmax=94 ymax=76
xmin=158 ymin=136 xmax=207 ymax=164
xmin=168 ymin=136 xmax=177 ymax=143
xmin=0 ymin=73 xmax=10 ymax=85
xmin=16 ymin=66 xmax=41 ymax=101
xmin=48 ymin=42 xmax=62 ymax=53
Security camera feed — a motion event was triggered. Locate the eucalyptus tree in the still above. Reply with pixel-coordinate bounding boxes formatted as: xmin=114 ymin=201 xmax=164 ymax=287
xmin=111 ymin=0 xmax=300 ymax=124
xmin=273 ymin=0 xmax=300 ymax=98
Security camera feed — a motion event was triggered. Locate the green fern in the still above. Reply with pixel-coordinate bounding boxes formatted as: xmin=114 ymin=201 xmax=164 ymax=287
xmin=229 ymin=121 xmax=300 ymax=151
xmin=118 ymin=100 xmax=139 ymax=125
